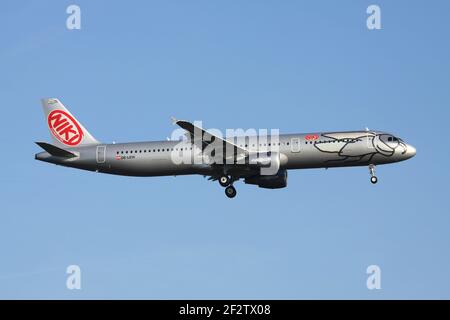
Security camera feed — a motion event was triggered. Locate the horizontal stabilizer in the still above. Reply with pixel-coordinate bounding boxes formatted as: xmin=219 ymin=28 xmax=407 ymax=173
xmin=35 ymin=142 xmax=77 ymax=158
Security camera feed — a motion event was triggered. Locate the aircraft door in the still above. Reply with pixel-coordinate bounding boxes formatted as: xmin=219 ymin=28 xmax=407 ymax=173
xmin=96 ymin=145 xmax=106 ymax=164
xmin=290 ymin=138 xmax=301 ymax=153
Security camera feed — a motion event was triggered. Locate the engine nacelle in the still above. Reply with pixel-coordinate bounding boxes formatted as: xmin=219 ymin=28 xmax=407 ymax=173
xmin=247 ymin=152 xmax=287 ymax=176
xmin=244 ymin=170 xmax=288 ymax=189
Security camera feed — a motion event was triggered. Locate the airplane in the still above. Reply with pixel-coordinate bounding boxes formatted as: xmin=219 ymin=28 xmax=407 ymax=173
xmin=35 ymin=98 xmax=416 ymax=198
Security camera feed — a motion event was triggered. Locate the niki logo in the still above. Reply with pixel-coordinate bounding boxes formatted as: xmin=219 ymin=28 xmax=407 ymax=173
xmin=305 ymin=134 xmax=319 ymax=141
xmin=47 ymin=110 xmax=84 ymax=146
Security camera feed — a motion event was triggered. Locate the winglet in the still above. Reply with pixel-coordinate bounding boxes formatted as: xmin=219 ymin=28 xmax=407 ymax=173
xmin=171 ymin=116 xmax=178 ymax=125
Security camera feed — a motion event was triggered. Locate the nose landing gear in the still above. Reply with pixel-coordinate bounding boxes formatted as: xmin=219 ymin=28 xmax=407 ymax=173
xmin=369 ymin=164 xmax=378 ymax=184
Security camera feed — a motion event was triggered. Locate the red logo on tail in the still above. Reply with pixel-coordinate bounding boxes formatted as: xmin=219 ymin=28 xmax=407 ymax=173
xmin=47 ymin=110 xmax=84 ymax=146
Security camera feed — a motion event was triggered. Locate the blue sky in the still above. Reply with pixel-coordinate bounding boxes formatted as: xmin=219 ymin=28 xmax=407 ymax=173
xmin=0 ymin=0 xmax=449 ymax=299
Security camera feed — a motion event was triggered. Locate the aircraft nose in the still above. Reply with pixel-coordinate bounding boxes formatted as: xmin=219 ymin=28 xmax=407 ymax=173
xmin=405 ymin=144 xmax=416 ymax=159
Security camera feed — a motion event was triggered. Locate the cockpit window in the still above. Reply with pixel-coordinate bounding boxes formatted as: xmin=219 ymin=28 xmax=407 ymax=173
xmin=388 ymin=137 xmax=399 ymax=142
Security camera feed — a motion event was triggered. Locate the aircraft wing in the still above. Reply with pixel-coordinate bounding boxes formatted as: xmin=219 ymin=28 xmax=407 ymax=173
xmin=173 ymin=119 xmax=248 ymax=161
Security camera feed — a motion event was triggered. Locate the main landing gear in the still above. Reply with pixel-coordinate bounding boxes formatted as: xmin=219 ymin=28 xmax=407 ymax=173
xmin=225 ymin=185 xmax=237 ymax=198
xmin=219 ymin=175 xmax=237 ymax=198
xmin=219 ymin=175 xmax=231 ymax=187
xmin=369 ymin=164 xmax=378 ymax=184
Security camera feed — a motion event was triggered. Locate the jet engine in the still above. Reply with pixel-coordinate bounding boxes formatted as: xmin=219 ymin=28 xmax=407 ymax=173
xmin=244 ymin=169 xmax=288 ymax=189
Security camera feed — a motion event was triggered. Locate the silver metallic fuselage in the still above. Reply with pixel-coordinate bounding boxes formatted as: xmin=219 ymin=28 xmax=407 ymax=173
xmin=35 ymin=131 xmax=416 ymax=178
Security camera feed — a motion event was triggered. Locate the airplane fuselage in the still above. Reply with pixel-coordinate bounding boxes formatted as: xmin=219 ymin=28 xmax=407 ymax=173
xmin=36 ymin=130 xmax=416 ymax=178
xmin=35 ymin=98 xmax=417 ymax=198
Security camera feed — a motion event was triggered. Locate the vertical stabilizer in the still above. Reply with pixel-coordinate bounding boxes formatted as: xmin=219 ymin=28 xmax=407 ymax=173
xmin=41 ymin=98 xmax=100 ymax=148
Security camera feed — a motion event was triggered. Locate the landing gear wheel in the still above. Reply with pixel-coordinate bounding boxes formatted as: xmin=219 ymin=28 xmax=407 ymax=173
xmin=225 ymin=185 xmax=237 ymax=198
xmin=219 ymin=175 xmax=231 ymax=187
xmin=368 ymin=164 xmax=377 ymax=185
